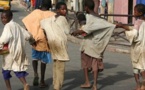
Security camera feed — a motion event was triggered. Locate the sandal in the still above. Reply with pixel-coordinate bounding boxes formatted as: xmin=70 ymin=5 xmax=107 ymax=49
xmin=33 ymin=77 xmax=39 ymax=86
xmin=39 ymin=82 xmax=48 ymax=88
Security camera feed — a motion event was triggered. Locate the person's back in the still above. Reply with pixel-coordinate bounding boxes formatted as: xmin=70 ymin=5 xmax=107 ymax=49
xmin=41 ymin=15 xmax=69 ymax=61
xmin=22 ymin=0 xmax=56 ymax=87
xmin=0 ymin=10 xmax=31 ymax=90
xmin=22 ymin=9 xmax=55 ymax=51
xmin=41 ymin=2 xmax=70 ymax=90
xmin=72 ymin=0 xmax=115 ymax=90
xmin=1 ymin=13 xmax=31 ymax=71
xmin=81 ymin=14 xmax=115 ymax=58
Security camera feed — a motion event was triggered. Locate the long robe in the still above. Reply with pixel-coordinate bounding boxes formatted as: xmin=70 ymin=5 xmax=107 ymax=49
xmin=0 ymin=20 xmax=31 ymax=71
xmin=125 ymin=20 xmax=145 ymax=70
xmin=41 ymin=16 xmax=70 ymax=61
xmin=80 ymin=14 xmax=115 ymax=59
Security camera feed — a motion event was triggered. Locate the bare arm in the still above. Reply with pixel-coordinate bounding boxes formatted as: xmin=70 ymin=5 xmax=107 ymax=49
xmin=116 ymin=23 xmax=132 ymax=31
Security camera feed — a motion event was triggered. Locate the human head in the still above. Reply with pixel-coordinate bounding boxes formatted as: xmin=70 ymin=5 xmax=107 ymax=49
xmin=83 ymin=0 xmax=95 ymax=13
xmin=77 ymin=13 xmax=86 ymax=25
xmin=1 ymin=10 xmax=13 ymax=25
xmin=55 ymin=2 xmax=67 ymax=16
xmin=41 ymin=0 xmax=52 ymax=10
xmin=134 ymin=4 xmax=145 ymax=18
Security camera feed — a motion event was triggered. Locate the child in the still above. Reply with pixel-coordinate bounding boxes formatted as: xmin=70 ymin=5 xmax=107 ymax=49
xmin=24 ymin=0 xmax=31 ymax=11
xmin=0 ymin=10 xmax=33 ymax=90
xmin=72 ymin=0 xmax=115 ymax=90
xmin=40 ymin=2 xmax=70 ymax=90
xmin=76 ymin=13 xmax=86 ymax=37
xmin=22 ymin=0 xmax=55 ymax=87
xmin=116 ymin=4 xmax=145 ymax=90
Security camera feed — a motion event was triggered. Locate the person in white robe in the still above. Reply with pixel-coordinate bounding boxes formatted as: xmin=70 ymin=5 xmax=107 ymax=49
xmin=72 ymin=0 xmax=115 ymax=90
xmin=116 ymin=4 xmax=145 ymax=90
xmin=41 ymin=2 xmax=70 ymax=90
xmin=0 ymin=10 xmax=34 ymax=90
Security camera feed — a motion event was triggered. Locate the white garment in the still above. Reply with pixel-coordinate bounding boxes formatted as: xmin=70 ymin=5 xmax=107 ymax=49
xmin=125 ymin=21 xmax=145 ymax=70
xmin=41 ymin=16 xmax=70 ymax=61
xmin=80 ymin=14 xmax=115 ymax=59
xmin=0 ymin=20 xmax=31 ymax=71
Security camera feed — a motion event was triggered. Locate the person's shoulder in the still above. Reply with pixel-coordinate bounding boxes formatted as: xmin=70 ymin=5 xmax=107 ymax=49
xmin=5 ymin=20 xmax=15 ymax=27
xmin=46 ymin=11 xmax=56 ymax=16
xmin=41 ymin=16 xmax=54 ymax=26
xmin=58 ymin=16 xmax=67 ymax=21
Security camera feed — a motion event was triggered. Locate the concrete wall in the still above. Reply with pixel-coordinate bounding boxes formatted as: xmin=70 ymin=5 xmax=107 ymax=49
xmin=114 ymin=0 xmax=136 ymax=24
xmin=114 ymin=0 xmax=128 ymax=24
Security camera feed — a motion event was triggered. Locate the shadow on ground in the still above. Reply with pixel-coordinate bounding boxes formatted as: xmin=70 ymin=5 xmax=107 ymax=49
xmin=62 ymin=63 xmax=133 ymax=90
xmin=0 ymin=9 xmax=19 ymax=12
xmin=17 ymin=62 xmax=133 ymax=90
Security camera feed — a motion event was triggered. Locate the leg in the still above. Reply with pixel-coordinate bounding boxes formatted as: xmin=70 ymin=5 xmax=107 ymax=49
xmin=80 ymin=52 xmax=91 ymax=88
xmin=32 ymin=60 xmax=39 ymax=86
xmin=39 ymin=62 xmax=48 ymax=88
xmin=80 ymin=68 xmax=91 ymax=88
xmin=2 ymin=70 xmax=12 ymax=90
xmin=92 ymin=70 xmax=98 ymax=90
xmin=91 ymin=58 xmax=101 ymax=90
xmin=5 ymin=79 xmax=11 ymax=90
xmin=140 ymin=70 xmax=145 ymax=90
xmin=53 ymin=60 xmax=65 ymax=90
xmin=19 ymin=77 xmax=29 ymax=90
xmin=14 ymin=71 xmax=29 ymax=90
xmin=134 ymin=69 xmax=141 ymax=90
xmin=134 ymin=74 xmax=141 ymax=90
xmin=53 ymin=60 xmax=57 ymax=87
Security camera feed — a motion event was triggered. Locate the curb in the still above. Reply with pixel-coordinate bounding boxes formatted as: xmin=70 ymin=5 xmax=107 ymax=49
xmin=106 ymin=45 xmax=130 ymax=54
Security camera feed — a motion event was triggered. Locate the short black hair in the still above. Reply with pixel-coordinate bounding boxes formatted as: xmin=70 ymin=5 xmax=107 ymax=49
xmin=2 ymin=10 xmax=13 ymax=18
xmin=77 ymin=13 xmax=86 ymax=22
xmin=55 ymin=2 xmax=66 ymax=10
xmin=135 ymin=4 xmax=145 ymax=15
xmin=41 ymin=0 xmax=52 ymax=9
xmin=84 ymin=0 xmax=94 ymax=10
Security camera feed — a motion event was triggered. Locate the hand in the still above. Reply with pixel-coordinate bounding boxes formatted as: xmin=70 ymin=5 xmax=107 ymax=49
xmin=71 ymin=30 xmax=79 ymax=36
xmin=32 ymin=42 xmax=37 ymax=47
xmin=116 ymin=22 xmax=123 ymax=28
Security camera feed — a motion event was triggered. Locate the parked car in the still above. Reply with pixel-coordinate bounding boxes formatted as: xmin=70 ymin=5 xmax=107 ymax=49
xmin=0 ymin=0 xmax=11 ymax=10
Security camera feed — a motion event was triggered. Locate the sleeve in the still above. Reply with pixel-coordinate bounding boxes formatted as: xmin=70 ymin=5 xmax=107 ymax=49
xmin=63 ymin=17 xmax=70 ymax=35
xmin=0 ymin=25 xmax=12 ymax=45
xmin=125 ymin=29 xmax=138 ymax=44
xmin=21 ymin=27 xmax=36 ymax=45
xmin=22 ymin=10 xmax=38 ymax=31
xmin=82 ymin=15 xmax=115 ymax=34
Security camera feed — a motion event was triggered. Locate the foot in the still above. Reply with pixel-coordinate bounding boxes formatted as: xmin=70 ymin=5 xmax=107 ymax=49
xmin=141 ymin=80 xmax=145 ymax=90
xmin=134 ymin=84 xmax=141 ymax=90
xmin=39 ymin=82 xmax=48 ymax=88
xmin=92 ymin=85 xmax=97 ymax=90
xmin=33 ymin=77 xmax=39 ymax=86
xmin=24 ymin=84 xmax=29 ymax=90
xmin=80 ymin=83 xmax=91 ymax=88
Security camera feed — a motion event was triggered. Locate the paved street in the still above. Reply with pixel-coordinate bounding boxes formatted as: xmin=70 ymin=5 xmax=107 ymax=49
xmin=0 ymin=3 xmax=136 ymax=90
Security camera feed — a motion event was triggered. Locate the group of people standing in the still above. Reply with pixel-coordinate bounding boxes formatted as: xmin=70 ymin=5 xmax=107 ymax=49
xmin=1 ymin=0 xmax=145 ymax=90
xmin=22 ymin=0 xmax=43 ymax=11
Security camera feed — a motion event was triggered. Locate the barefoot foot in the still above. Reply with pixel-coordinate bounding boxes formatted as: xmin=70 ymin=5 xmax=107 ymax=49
xmin=92 ymin=85 xmax=97 ymax=90
xmin=80 ymin=83 xmax=91 ymax=88
xmin=141 ymin=80 xmax=145 ymax=90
